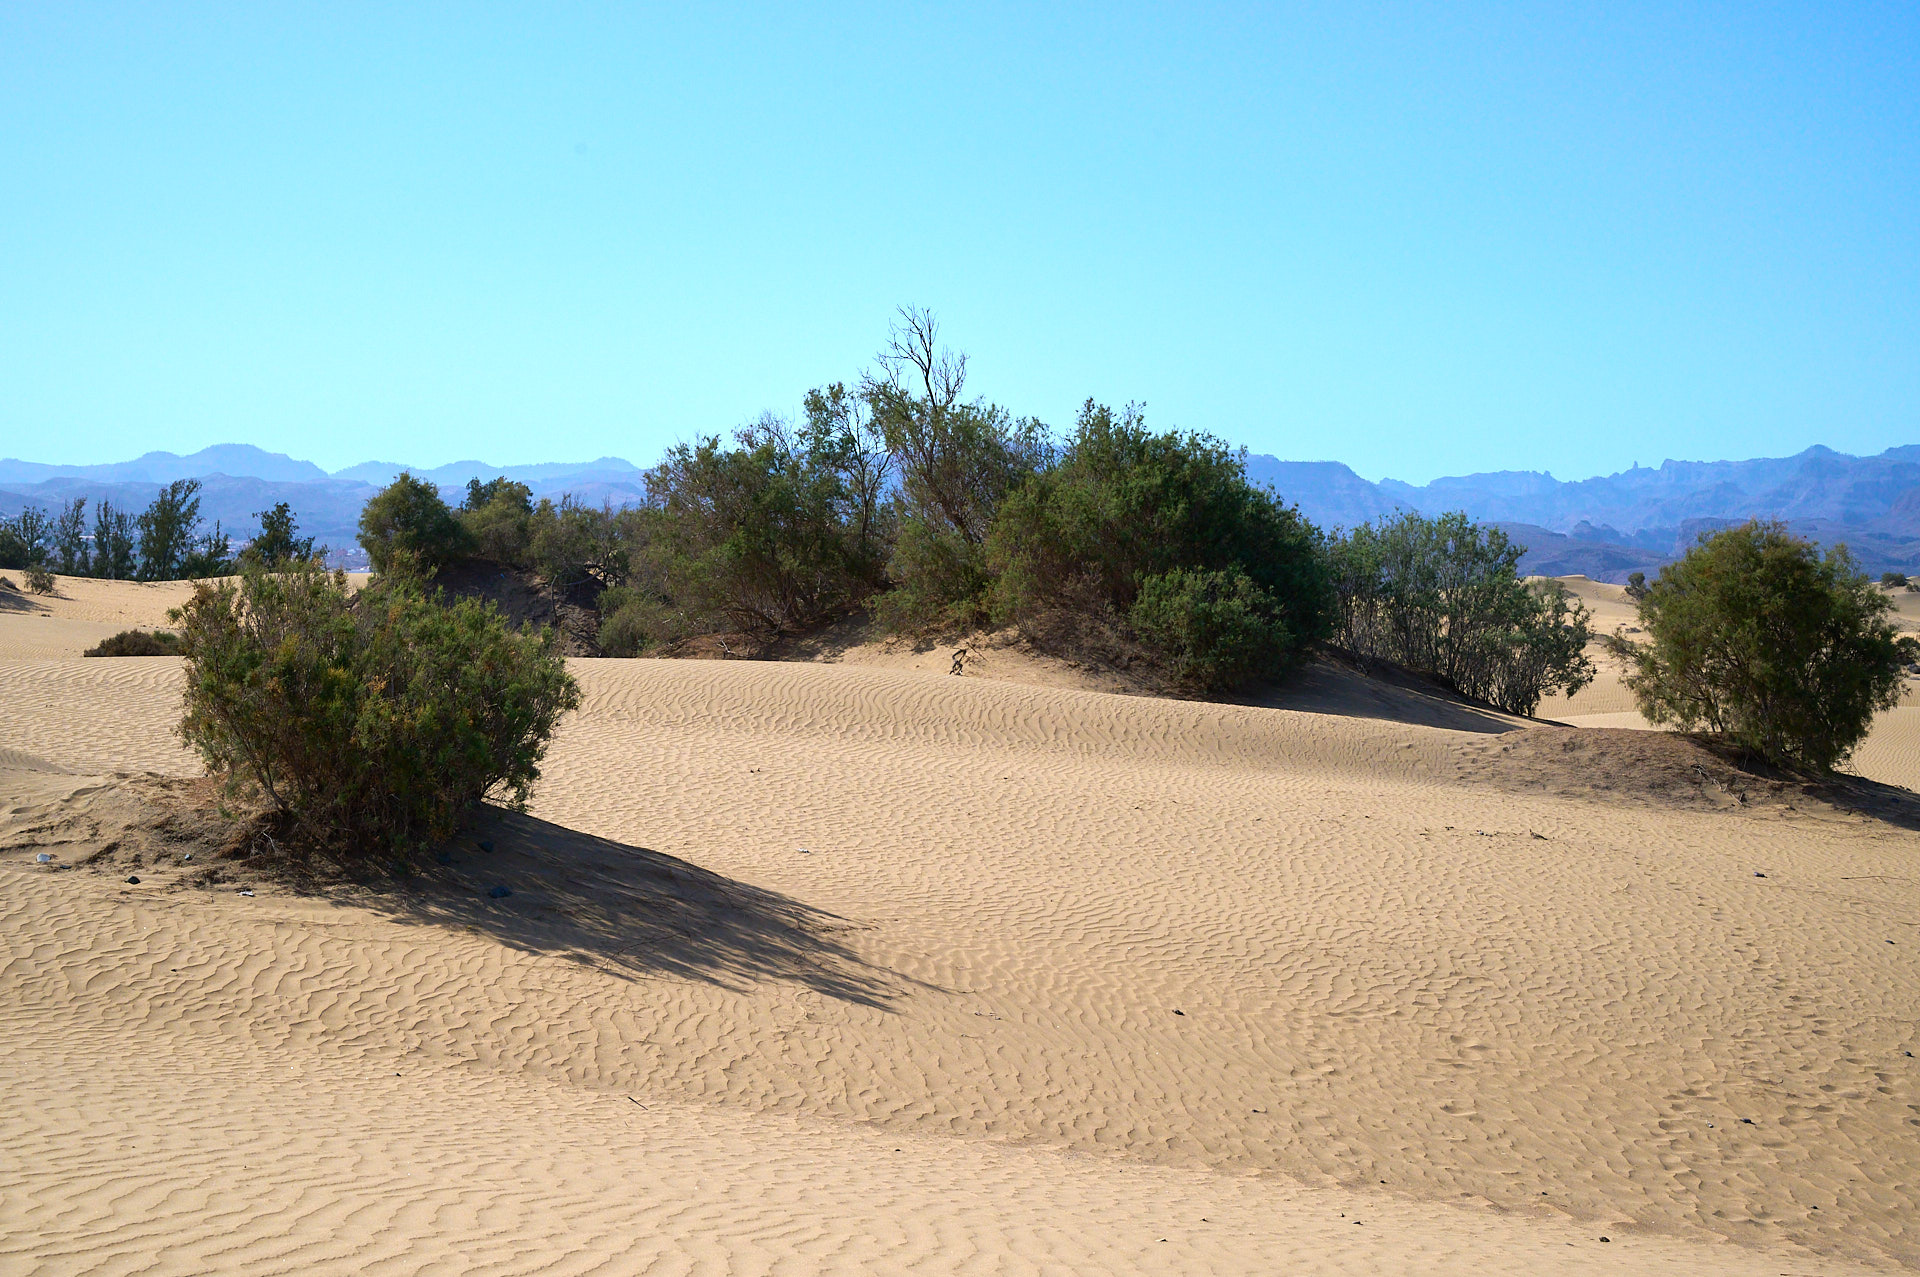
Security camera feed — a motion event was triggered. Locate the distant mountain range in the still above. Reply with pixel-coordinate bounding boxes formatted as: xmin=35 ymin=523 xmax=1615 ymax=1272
xmin=4 ymin=442 xmax=1918 ymax=580
xmin=0 ymin=446 xmax=650 ymax=568
xmin=1249 ymin=444 xmax=1920 ymax=580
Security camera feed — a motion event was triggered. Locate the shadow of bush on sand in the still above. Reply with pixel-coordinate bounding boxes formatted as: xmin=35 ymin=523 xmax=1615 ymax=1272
xmin=335 ymin=807 xmax=904 ymax=1009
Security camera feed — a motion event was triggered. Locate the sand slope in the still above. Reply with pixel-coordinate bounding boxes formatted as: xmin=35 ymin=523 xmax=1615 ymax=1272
xmin=3 ymin=580 xmax=1918 ymax=1273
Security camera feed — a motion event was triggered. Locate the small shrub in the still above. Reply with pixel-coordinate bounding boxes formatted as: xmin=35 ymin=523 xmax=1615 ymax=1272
xmin=1881 ymin=571 xmax=1910 ymax=589
xmin=25 ymin=566 xmax=55 ymax=595
xmin=1607 ymin=521 xmax=1916 ymax=770
xmin=174 ymin=564 xmax=580 ymax=859
xmin=1625 ymin=570 xmax=1648 ymax=600
xmin=1129 ymin=566 xmax=1293 ymax=691
xmin=84 ymin=629 xmax=183 ymax=657
xmin=595 ymin=585 xmax=701 ymax=656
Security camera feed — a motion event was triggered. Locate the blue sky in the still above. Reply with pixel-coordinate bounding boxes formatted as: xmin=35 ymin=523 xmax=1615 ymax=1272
xmin=2 ymin=3 xmax=1915 ymax=483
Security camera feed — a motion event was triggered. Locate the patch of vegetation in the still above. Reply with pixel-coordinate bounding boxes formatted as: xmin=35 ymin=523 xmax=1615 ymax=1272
xmin=1607 ymin=520 xmax=1916 ymax=771
xmin=1325 ymin=511 xmax=1595 ymax=716
xmin=238 ymin=501 xmax=323 ymax=569
xmin=357 ymin=472 xmax=476 ymax=575
xmin=865 ymin=309 xmax=1050 ymax=630
xmin=173 ymin=563 xmax=580 ymax=860
xmin=83 ymin=629 xmax=183 ymax=657
xmin=0 ymin=506 xmax=50 ymax=572
xmin=987 ymin=401 xmax=1330 ymax=690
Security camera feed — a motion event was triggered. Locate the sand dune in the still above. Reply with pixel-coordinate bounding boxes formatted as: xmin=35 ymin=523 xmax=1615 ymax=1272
xmin=3 ymin=579 xmax=1918 ymax=1273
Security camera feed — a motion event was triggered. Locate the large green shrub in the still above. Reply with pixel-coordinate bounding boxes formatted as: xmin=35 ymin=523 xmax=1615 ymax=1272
xmin=985 ymin=402 xmax=1330 ymax=688
xmin=639 ymin=418 xmax=884 ymax=639
xmin=1607 ymin=521 xmax=1916 ymax=770
xmin=595 ymin=584 xmax=702 ymax=656
xmin=174 ymin=564 xmax=580 ymax=858
xmin=1326 ymin=511 xmax=1594 ymax=716
xmin=357 ymin=473 xmax=476 ymax=575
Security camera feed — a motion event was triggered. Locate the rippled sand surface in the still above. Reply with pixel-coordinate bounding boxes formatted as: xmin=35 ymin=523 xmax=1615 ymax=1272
xmin=2 ymin=578 xmax=1914 ymax=1274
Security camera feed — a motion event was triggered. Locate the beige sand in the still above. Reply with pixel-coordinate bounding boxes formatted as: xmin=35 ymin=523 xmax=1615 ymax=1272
xmin=3 ymin=580 xmax=1916 ymax=1274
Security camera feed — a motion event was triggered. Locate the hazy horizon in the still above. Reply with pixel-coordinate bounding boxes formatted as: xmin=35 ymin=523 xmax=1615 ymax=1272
xmin=2 ymin=435 xmax=1910 ymax=492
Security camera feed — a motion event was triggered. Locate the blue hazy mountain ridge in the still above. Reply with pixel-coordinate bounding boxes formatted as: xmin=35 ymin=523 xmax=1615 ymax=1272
xmin=1239 ymin=444 xmax=1920 ymax=579
xmin=5 ymin=443 xmax=1919 ymax=579
xmin=0 ymin=444 xmax=331 ymax=487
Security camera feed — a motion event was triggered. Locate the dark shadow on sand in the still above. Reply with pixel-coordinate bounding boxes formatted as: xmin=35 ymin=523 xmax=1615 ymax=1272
xmin=0 ymin=584 xmax=43 ymax=614
xmin=1245 ymin=655 xmax=1526 ymax=735
xmin=336 ymin=807 xmax=903 ymax=1009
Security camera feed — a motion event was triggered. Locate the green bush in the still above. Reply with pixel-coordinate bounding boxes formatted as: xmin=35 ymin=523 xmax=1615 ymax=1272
xmin=595 ymin=585 xmax=702 ymax=656
xmin=1129 ymin=567 xmax=1294 ymax=691
xmin=83 ymin=629 xmax=183 ymax=657
xmin=865 ymin=308 xmax=1049 ymax=628
xmin=24 ymin=566 xmax=55 ymax=595
xmin=985 ymin=401 xmax=1330 ymax=684
xmin=174 ymin=564 xmax=580 ymax=859
xmin=1608 ymin=521 xmax=1916 ymax=770
xmin=460 ymin=478 xmax=536 ymax=564
xmin=1881 ymin=571 xmax=1910 ymax=589
xmin=639 ymin=420 xmax=884 ymax=639
xmin=1326 ymin=511 xmax=1594 ymax=716
xmin=357 ymin=473 xmax=476 ymax=575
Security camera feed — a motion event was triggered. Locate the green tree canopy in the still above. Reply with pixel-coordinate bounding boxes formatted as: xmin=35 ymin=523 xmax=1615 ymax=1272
xmin=357 ymin=473 xmax=476 ymax=575
xmin=136 ymin=480 xmax=205 ymax=580
xmin=243 ymin=501 xmax=321 ymax=568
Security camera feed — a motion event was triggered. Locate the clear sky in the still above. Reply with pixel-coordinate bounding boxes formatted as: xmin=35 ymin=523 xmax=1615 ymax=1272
xmin=2 ymin=3 xmax=1915 ymax=483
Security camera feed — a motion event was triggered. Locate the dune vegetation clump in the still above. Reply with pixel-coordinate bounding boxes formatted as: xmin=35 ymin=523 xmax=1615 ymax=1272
xmin=335 ymin=310 xmax=1594 ymax=702
xmin=1608 ymin=520 xmax=1916 ymax=771
xmin=987 ymin=401 xmax=1331 ymax=690
xmin=173 ymin=563 xmax=580 ymax=861
xmin=356 ymin=472 xmax=478 ymax=576
xmin=1324 ymin=511 xmax=1595 ymax=716
xmin=83 ymin=629 xmax=183 ymax=657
